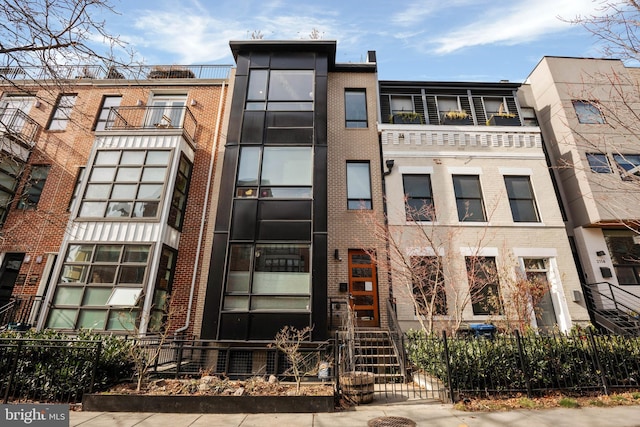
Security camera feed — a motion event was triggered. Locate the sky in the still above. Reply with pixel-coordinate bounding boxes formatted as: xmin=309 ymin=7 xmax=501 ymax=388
xmin=100 ymin=0 xmax=610 ymax=83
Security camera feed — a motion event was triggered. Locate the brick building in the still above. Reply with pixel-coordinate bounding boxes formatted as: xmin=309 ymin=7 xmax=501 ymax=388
xmin=0 ymin=65 xmax=232 ymax=335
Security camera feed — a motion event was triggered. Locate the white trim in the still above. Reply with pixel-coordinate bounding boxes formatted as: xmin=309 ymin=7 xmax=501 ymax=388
xmin=460 ymin=247 xmax=499 ymax=257
xmin=499 ymin=167 xmax=533 ymax=175
xmin=383 ymin=151 xmax=546 ymax=160
xmin=448 ymin=166 xmax=482 ymax=175
xmin=512 ymin=248 xmax=558 ymax=258
xmin=398 ymin=165 xmax=434 ymax=174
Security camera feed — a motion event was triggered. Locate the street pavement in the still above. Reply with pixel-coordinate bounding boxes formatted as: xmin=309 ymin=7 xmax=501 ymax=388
xmin=69 ymin=400 xmax=640 ymax=426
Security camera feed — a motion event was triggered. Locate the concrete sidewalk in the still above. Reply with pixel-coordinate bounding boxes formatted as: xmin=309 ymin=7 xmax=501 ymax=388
xmin=70 ymin=401 xmax=640 ymax=426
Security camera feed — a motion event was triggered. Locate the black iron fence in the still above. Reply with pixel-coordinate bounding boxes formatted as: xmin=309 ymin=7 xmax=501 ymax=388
xmin=406 ymin=329 xmax=640 ymax=401
xmin=0 ymin=338 xmax=102 ymax=403
xmin=106 ymin=106 xmax=197 ymax=141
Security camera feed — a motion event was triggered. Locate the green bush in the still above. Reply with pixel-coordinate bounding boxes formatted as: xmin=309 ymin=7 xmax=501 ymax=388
xmin=405 ymin=330 xmax=640 ymax=397
xmin=0 ymin=330 xmax=134 ymax=402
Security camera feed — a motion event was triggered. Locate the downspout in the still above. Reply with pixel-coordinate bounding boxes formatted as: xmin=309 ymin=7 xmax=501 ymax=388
xmin=175 ymin=80 xmax=226 ymax=337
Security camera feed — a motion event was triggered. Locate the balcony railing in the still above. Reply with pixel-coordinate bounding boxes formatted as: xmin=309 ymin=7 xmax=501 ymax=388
xmin=379 ymin=123 xmax=542 ymax=149
xmin=0 ymin=108 xmax=40 ymax=148
xmin=106 ymin=106 xmax=197 ymax=141
xmin=0 ymin=64 xmax=232 ymax=81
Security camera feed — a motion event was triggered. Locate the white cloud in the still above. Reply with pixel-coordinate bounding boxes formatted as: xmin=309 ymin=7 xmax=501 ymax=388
xmin=429 ymin=0 xmax=605 ymax=54
xmin=391 ymin=0 xmax=474 ymax=26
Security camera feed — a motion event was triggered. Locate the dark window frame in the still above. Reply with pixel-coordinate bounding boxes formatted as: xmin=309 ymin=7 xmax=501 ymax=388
xmin=47 ymin=94 xmax=77 ymax=130
xmin=466 ymin=256 xmax=502 ymax=315
xmin=410 ymin=255 xmax=447 ymax=316
xmin=346 ymin=161 xmax=372 ymax=210
xmin=572 ymin=100 xmax=605 ymax=124
xmin=452 ymin=175 xmax=486 ymax=222
xmin=504 ymin=175 xmax=540 ymax=223
xmin=586 ymin=153 xmax=612 ymax=173
xmin=168 ymin=154 xmax=193 ymax=230
xmin=345 ymin=89 xmax=368 ymax=128
xmin=93 ymin=95 xmax=122 ymax=131
xmin=17 ymin=164 xmax=50 ymax=209
xmin=403 ymin=174 xmax=434 ymax=221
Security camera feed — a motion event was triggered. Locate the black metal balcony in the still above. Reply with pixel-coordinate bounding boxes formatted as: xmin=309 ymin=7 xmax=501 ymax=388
xmin=0 ymin=109 xmax=40 ymax=161
xmin=105 ymin=106 xmax=197 ymax=142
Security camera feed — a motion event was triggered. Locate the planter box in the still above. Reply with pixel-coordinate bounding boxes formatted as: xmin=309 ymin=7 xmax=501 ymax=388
xmin=82 ymin=393 xmax=335 ymax=413
xmin=391 ymin=113 xmax=422 ymax=124
xmin=441 ymin=116 xmax=472 ymax=125
xmin=487 ymin=115 xmax=520 ymax=126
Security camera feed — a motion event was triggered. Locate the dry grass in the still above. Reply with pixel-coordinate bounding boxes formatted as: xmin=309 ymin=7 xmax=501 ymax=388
xmin=455 ymin=392 xmax=640 ymax=411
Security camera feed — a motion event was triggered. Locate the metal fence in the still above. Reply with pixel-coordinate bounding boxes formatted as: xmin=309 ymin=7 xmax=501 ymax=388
xmin=0 ymin=64 xmax=232 ymax=81
xmin=406 ymin=329 xmax=640 ymax=401
xmin=0 ymin=338 xmax=102 ymax=403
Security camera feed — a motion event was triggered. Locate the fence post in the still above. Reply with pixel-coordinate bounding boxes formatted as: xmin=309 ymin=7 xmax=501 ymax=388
xmin=587 ymin=329 xmax=609 ymax=395
xmin=4 ymin=340 xmax=23 ymax=404
xmin=514 ymin=330 xmax=532 ymax=398
xmin=88 ymin=340 xmax=102 ymax=394
xmin=442 ymin=330 xmax=455 ymax=403
xmin=175 ymin=339 xmax=184 ymax=379
xmin=334 ymin=331 xmax=340 ymax=394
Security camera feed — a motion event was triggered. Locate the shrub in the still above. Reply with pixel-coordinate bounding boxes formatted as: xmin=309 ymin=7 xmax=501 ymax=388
xmin=0 ymin=330 xmax=134 ymax=402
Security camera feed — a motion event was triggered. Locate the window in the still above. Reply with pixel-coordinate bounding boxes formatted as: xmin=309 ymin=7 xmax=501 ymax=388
xmin=246 ymin=70 xmax=314 ymax=111
xmin=0 ymin=95 xmax=34 ymax=133
xmin=345 ymin=89 xmax=367 ymax=128
xmin=572 ymin=100 xmax=605 ymax=124
xmin=586 ymin=153 xmax=612 ymax=173
xmin=504 ymin=176 xmax=540 ymax=222
xmin=390 ymin=96 xmax=414 ymax=114
xmin=149 ymin=246 xmax=177 ymax=332
xmin=410 ymin=256 xmax=447 ymax=315
xmin=68 ymin=167 xmax=85 ymax=211
xmin=0 ymin=158 xmax=24 ymax=223
xmin=48 ymin=94 xmax=77 ymax=130
xmin=523 ymin=258 xmax=556 ymax=331
xmin=146 ymin=95 xmax=186 ymax=128
xmin=94 ymin=95 xmax=122 ymax=131
xmin=403 ymin=175 xmax=434 ymax=221
xmin=604 ymin=229 xmax=640 ymax=285
xmin=466 ymin=256 xmax=501 ymax=315
xmin=236 ymin=146 xmax=312 ymax=199
xmin=613 ymin=154 xmax=640 ymax=180
xmin=483 ymin=97 xmax=507 ymax=116
xmin=453 ymin=175 xmax=486 ymax=222
xmin=222 ymin=244 xmax=311 ymax=312
xmin=78 ymin=149 xmax=171 ymax=219
xmin=46 ymin=244 xmax=151 ymax=331
xmin=347 ymin=162 xmax=372 ymax=209
xmin=17 ymin=165 xmax=50 ymax=209
xmin=168 ymin=154 xmax=192 ymax=230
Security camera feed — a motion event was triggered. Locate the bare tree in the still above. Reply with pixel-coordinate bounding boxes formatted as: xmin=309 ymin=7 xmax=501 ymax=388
xmin=567 ymin=1 xmax=640 ymax=62
xmin=270 ymin=325 xmax=315 ymax=395
xmin=359 ymin=200 xmax=510 ymax=335
xmin=1 ymin=0 xmax=130 ymax=79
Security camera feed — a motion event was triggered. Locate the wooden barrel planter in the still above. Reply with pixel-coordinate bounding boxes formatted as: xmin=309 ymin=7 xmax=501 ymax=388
xmin=340 ymin=371 xmax=375 ymax=404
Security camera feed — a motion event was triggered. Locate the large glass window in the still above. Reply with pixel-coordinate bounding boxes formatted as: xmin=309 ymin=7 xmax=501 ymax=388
xmin=223 ymin=244 xmax=311 ymax=312
xmin=613 ymin=154 xmax=640 ymax=180
xmin=246 ymin=70 xmax=313 ymax=111
xmin=523 ymin=258 xmax=557 ymax=331
xmin=168 ymin=154 xmax=192 ymax=230
xmin=94 ymin=95 xmax=122 ymax=131
xmin=504 ymin=176 xmax=540 ymax=222
xmin=604 ymin=229 xmax=640 ymax=285
xmin=466 ymin=256 xmax=502 ymax=315
xmin=586 ymin=153 xmax=612 ymax=173
xmin=573 ymin=100 xmax=605 ymax=124
xmin=78 ymin=149 xmax=171 ymax=219
xmin=48 ymin=94 xmax=77 ymax=130
xmin=403 ymin=174 xmax=434 ymax=221
xmin=46 ymin=243 xmax=151 ymax=331
xmin=347 ymin=162 xmax=372 ymax=209
xmin=17 ymin=165 xmax=50 ymax=209
xmin=410 ymin=256 xmax=447 ymax=315
xmin=236 ymin=146 xmax=312 ymax=199
xmin=453 ymin=175 xmax=486 ymax=222
xmin=345 ymin=89 xmax=367 ymax=128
